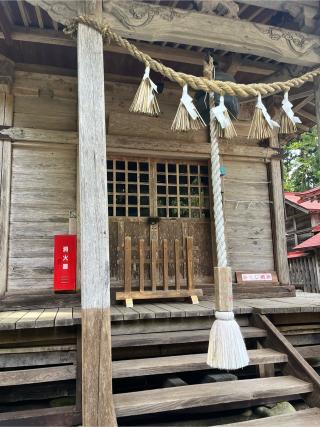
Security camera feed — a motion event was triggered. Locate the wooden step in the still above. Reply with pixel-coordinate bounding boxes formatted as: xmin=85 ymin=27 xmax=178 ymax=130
xmin=0 ymin=365 xmax=76 ymax=387
xmin=298 ymin=344 xmax=320 ymax=359
xmin=0 ymin=406 xmax=81 ymax=426
xmin=114 ymin=375 xmax=312 ymax=417
xmin=113 ymin=348 xmax=288 ymax=378
xmin=112 ymin=326 xmax=266 ymax=348
xmin=222 ymin=407 xmax=320 ymax=426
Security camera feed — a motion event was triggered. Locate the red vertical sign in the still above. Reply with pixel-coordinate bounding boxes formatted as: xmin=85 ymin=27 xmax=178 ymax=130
xmin=53 ymin=235 xmax=77 ymax=292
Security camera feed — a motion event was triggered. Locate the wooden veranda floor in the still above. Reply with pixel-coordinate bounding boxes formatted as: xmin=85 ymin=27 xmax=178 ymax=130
xmin=0 ymin=292 xmax=319 ymax=330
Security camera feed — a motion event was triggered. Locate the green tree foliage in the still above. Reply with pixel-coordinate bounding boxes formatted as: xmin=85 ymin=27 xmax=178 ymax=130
xmin=282 ymin=127 xmax=320 ymax=192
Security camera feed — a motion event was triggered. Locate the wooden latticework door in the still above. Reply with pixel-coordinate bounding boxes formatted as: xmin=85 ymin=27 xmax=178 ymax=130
xmin=108 ymin=158 xmax=214 ymax=302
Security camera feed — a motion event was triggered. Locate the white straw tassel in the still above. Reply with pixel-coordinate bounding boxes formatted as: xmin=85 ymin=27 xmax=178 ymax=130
xmin=211 ymin=95 xmax=237 ymax=139
xmin=129 ymin=66 xmax=160 ymax=116
xmin=257 ymin=94 xmax=279 ymax=130
xmin=207 ymin=311 xmax=249 ymax=370
xmin=280 ymin=91 xmax=301 ymax=134
xmin=171 ymin=84 xmax=206 ymax=132
xmin=248 ymin=94 xmax=279 ymax=139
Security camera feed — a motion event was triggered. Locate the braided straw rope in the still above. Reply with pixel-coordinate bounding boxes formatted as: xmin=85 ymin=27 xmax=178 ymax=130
xmin=204 ymin=58 xmax=228 ymax=268
xmin=209 ymin=92 xmax=228 ymax=267
xmin=65 ymin=15 xmax=320 ymax=98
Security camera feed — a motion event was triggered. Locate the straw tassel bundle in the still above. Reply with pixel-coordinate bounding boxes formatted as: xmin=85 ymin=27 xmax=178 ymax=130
xmin=171 ymin=84 xmax=206 ymax=132
xmin=130 ymin=65 xmax=160 ymax=116
xmin=280 ymin=113 xmax=296 ymax=134
xmin=280 ymin=91 xmax=301 ymax=134
xmin=212 ymin=95 xmax=237 ymax=139
xmin=248 ymin=94 xmax=279 ymax=139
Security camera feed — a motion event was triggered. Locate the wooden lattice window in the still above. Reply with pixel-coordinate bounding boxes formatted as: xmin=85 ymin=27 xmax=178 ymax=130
xmin=156 ymin=162 xmax=210 ymax=218
xmin=107 ymin=159 xmax=150 ymax=217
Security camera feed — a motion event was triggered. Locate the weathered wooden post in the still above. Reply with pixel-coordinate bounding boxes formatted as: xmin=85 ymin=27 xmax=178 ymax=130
xmin=314 ymin=76 xmax=320 ymax=150
xmin=77 ymin=2 xmax=116 ymax=425
xmin=269 ymin=99 xmax=290 ymax=285
xmin=0 ymin=54 xmax=14 ymax=296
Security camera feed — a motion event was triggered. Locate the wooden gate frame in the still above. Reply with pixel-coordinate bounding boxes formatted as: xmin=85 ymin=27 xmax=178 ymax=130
xmin=116 ymin=236 xmax=203 ymax=307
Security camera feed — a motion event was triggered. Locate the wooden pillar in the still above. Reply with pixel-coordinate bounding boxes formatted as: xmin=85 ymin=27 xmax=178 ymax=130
xmin=270 ymin=132 xmax=290 ymax=284
xmin=314 ymin=76 xmax=320 ymax=150
xmin=0 ymin=55 xmax=14 ymax=296
xmin=77 ymin=11 xmax=116 ymax=427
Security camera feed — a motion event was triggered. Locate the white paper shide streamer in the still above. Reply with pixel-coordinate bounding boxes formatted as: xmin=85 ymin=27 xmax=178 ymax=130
xmin=130 ymin=65 xmax=160 ymax=116
xmin=171 ymin=84 xmax=206 ymax=132
xmin=257 ymin=94 xmax=279 ymax=130
xmin=211 ymin=95 xmax=237 ymax=139
xmin=212 ymin=95 xmax=230 ymax=129
xmin=280 ymin=91 xmax=301 ymax=134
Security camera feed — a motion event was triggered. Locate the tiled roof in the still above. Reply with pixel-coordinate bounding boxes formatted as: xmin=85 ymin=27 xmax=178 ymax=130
xmin=285 ymin=191 xmax=320 ymax=212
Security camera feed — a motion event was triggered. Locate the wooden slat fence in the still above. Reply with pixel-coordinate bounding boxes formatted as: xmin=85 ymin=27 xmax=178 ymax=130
xmin=289 ymin=252 xmax=320 ymax=293
xmin=116 ymin=236 xmax=202 ymax=306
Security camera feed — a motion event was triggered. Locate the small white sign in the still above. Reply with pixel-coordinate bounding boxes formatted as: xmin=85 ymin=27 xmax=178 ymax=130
xmin=242 ymin=273 xmax=273 ymax=282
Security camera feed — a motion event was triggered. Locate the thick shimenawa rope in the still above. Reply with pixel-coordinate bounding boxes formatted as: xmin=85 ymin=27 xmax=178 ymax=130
xmin=204 ymin=58 xmax=228 ymax=267
xmin=64 ymin=15 xmax=320 ymax=98
xmin=209 ymin=95 xmax=227 ymax=267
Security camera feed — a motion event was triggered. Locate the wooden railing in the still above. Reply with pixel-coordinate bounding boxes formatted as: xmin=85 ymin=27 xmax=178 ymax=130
xmin=116 ymin=236 xmax=203 ymax=307
xmin=288 ymin=253 xmax=320 ymax=293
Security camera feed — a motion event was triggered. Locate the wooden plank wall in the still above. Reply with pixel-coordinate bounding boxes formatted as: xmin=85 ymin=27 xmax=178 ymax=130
xmin=6 ymin=70 xmax=275 ymax=293
xmin=223 ymin=159 xmax=274 ymax=272
xmin=7 ymin=72 xmax=77 ymax=293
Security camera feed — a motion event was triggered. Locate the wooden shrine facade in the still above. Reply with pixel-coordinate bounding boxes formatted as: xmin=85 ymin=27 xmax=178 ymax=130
xmin=0 ymin=1 xmax=320 ymax=425
xmin=0 ymin=0 xmax=320 ymax=302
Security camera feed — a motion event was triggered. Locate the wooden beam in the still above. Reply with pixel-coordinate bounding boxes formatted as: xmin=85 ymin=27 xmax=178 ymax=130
xmin=290 ymin=89 xmax=314 ymax=101
xmin=298 ymin=108 xmax=316 ymax=122
xmin=237 ymin=0 xmax=309 ymax=16
xmin=269 ymin=129 xmax=290 ymax=285
xmin=27 ymin=0 xmax=320 ymax=65
xmin=254 ymin=313 xmax=320 ymax=407
xmin=35 ymin=6 xmax=44 ymax=29
xmin=0 ymin=26 xmax=204 ymax=66
xmin=0 ymin=27 xmax=283 ymax=77
xmin=293 ymin=94 xmax=314 ymax=112
xmin=0 ymin=2 xmax=12 ymax=42
xmin=237 ymin=59 xmax=279 ymax=76
xmin=17 ymin=0 xmax=30 ymax=27
xmin=77 ymin=4 xmax=116 ymax=426
xmin=0 ymin=61 xmax=13 ymax=296
xmin=314 ymin=76 xmax=320 ymax=149
xmin=0 ymin=127 xmax=278 ymax=161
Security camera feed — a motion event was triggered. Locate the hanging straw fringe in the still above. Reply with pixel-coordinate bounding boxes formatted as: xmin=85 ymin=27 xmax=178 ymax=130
xmin=130 ymin=66 xmax=160 ymax=116
xmin=207 ymin=311 xmax=249 ymax=370
xmin=280 ymin=91 xmax=301 ymax=134
xmin=171 ymin=85 xmax=206 ymax=132
xmin=211 ymin=96 xmax=237 ymax=139
xmin=248 ymin=94 xmax=279 ymax=139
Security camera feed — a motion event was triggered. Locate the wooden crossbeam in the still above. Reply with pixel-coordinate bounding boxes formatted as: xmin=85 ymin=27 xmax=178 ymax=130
xmin=24 ymin=0 xmax=320 ymax=65
xmin=0 ymin=2 xmax=12 ymax=41
xmin=293 ymin=94 xmax=315 ymax=112
xmin=17 ymin=0 xmax=30 ymax=27
xmin=35 ymin=6 xmax=44 ymax=29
